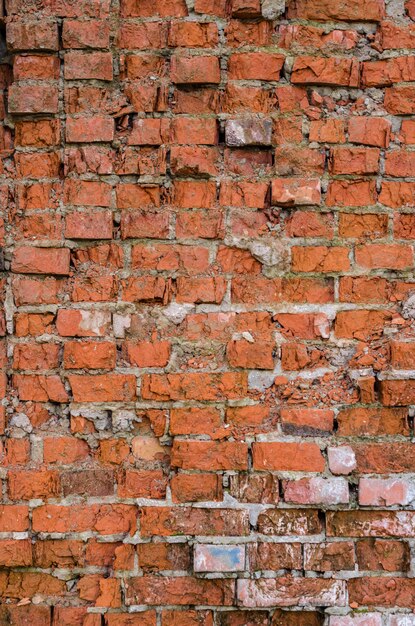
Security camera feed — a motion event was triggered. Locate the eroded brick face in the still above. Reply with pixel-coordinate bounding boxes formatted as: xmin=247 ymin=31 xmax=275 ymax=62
xmin=1 ymin=0 xmax=415 ymax=622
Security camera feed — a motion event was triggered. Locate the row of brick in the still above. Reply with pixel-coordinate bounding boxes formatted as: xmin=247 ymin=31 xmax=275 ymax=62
xmin=3 ymin=467 xmax=415 ymax=507
xmin=0 ymin=536 xmax=410 ymax=572
xmin=0 ymin=606 xmax=414 ymax=626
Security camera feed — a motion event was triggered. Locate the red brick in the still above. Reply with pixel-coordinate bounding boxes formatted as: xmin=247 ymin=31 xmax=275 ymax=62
xmin=349 ymin=577 xmax=415 ymax=608
xmin=272 ymin=178 xmax=321 ymax=206
xmin=327 ymin=510 xmax=415 ymax=537
xmin=280 ymin=408 xmax=334 ymax=435
xmin=172 ymin=440 xmax=248 ymax=470
xmin=15 ymin=313 xmax=55 ymax=337
xmin=400 ymin=119 xmax=415 ymax=143
xmin=356 ymin=244 xmax=413 ymax=270
xmin=195 ymin=0 xmax=227 ymax=16
xmin=285 ymin=211 xmax=333 ymax=238
xmin=326 ymin=180 xmax=377 ymax=206
xmin=362 ymin=57 xmax=415 ymax=86
xmin=0 ymin=506 xmax=29 ymax=531
xmin=8 ymin=470 xmax=60 ymax=500
xmin=176 ymin=277 xmax=226 ymax=303
xmin=12 ymin=247 xmax=70 ymax=275
xmin=33 ymin=504 xmax=137 ymax=535
xmin=122 ymin=276 xmax=170 ymax=302
xmin=384 ymin=86 xmax=415 ymax=114
xmin=329 ymin=147 xmax=380 ymax=175
xmin=62 ymin=19 xmax=110 ymax=48
xmin=272 ymin=611 xmax=323 ymax=626
xmin=13 ymin=374 xmax=68 ymax=402
xmin=226 ymin=19 xmax=273 ymax=47
xmin=68 ymin=374 xmax=137 ymax=402
xmin=229 ymin=0 xmax=260 ymax=16
xmin=171 ymin=473 xmax=223 ymax=503
xmin=121 ymin=210 xmax=169 ymax=239
xmin=15 ymin=119 xmax=60 ymax=147
xmin=128 ymin=118 xmax=170 ymax=145
xmin=65 ymin=179 xmax=112 ymax=207
xmin=274 ymin=313 xmax=330 ymax=339
xmin=170 ymin=406 xmax=223 ymax=437
xmin=170 ymin=146 xmax=219 ymax=177
xmin=304 ymin=542 xmax=355 ymax=571
xmin=7 ymin=21 xmax=59 ymax=51
xmin=274 ymin=147 xmax=325 ymax=176
xmin=121 ymin=0 xmax=188 ymax=17
xmin=137 ymin=543 xmax=190 ymax=571
xmin=8 ymin=85 xmax=59 ymax=114
xmin=337 ymin=407 xmax=409 ymax=436
xmin=118 ymin=22 xmax=167 ymax=49
xmin=279 ymin=24 xmax=358 ymax=52
xmin=292 ymin=246 xmax=350 ymax=272
xmin=339 ymin=213 xmax=387 ymax=238
xmin=43 ymin=437 xmax=90 ymax=464
xmin=292 ymin=57 xmax=360 ymax=86
xmin=126 ymin=576 xmax=234 ymax=606
xmin=163 ymin=610 xmax=212 ymax=626
xmin=16 ymin=152 xmax=61 ymax=178
xmin=171 ymin=56 xmax=220 ymax=84
xmin=55 ymin=607 xmax=102 ymax=626
xmin=228 ymin=52 xmax=284 ymax=80
xmin=230 ymin=190 xmax=268 ymax=219
xmin=14 ymin=54 xmax=59 ymax=81
xmin=354 ymin=443 xmax=415 ymax=473
xmin=13 ymin=343 xmax=60 ymax=370
xmin=56 ymin=309 xmax=111 ymax=337
xmin=168 ymin=21 xmax=219 ymax=48
xmin=229 ymin=473 xmax=278 ymax=505
xmin=309 ymin=119 xmax=346 ymax=143
xmin=380 ymin=21 xmax=415 ymax=49
xmin=117 ymin=470 xmax=167 ymax=499
xmin=2 ymin=439 xmax=30 ymax=466
xmin=122 ymin=340 xmax=170 ymax=367
xmin=395 ymin=213 xmax=415 ymax=238
xmin=385 ymin=150 xmax=415 ymax=177
xmin=8 ymin=0 xmax=110 ymax=15
xmin=139 ymin=507 xmax=248 ymax=537
xmin=65 ymin=210 xmax=113 ymax=239
xmin=66 ymin=116 xmax=114 ymax=142
xmin=105 ymin=613 xmax=156 ymax=626
xmin=287 ymin=0 xmax=385 ymax=21
xmin=99 ymin=439 xmax=130 ymax=465
xmin=141 ymin=372 xmax=247 ymax=401
xmin=249 ymin=543 xmax=302 ymax=571
xmin=227 ymin=338 xmax=275 ymax=369
xmin=348 ymin=117 xmax=391 ymax=147
xmin=64 ymin=51 xmax=113 ymax=80
xmin=335 ymin=310 xmax=391 ymax=340
xmin=171 ymin=117 xmax=218 ymax=145
xmin=252 ymin=442 xmax=325 ymax=472
xmin=357 ymin=539 xmax=409 ymax=572
xmin=116 ymin=184 xmax=160 ymax=209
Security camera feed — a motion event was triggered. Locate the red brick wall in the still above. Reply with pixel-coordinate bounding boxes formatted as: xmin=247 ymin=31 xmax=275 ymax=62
xmin=2 ymin=0 xmax=415 ymax=623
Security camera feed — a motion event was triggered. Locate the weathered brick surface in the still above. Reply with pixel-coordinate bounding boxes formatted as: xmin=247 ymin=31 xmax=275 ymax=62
xmin=1 ymin=0 xmax=415 ymax=621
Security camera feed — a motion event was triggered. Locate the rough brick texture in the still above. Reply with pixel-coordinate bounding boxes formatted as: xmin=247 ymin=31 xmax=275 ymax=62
xmin=1 ymin=0 xmax=415 ymax=622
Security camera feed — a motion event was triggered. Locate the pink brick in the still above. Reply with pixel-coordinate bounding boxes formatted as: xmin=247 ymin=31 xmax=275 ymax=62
xmin=194 ymin=544 xmax=245 ymax=572
xmin=328 ymin=446 xmax=357 ymax=475
xmin=359 ymin=478 xmax=415 ymax=506
xmin=284 ymin=477 xmax=349 ymax=505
